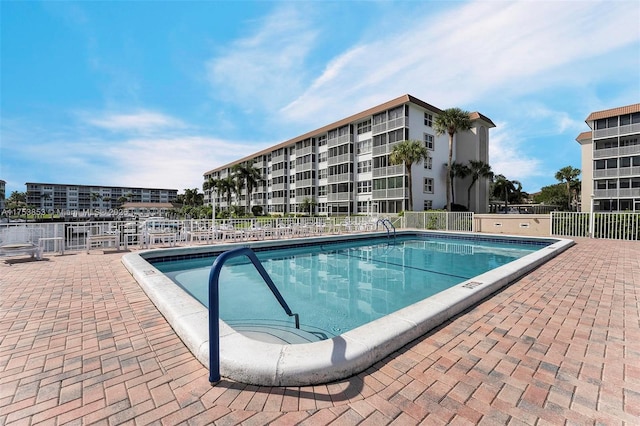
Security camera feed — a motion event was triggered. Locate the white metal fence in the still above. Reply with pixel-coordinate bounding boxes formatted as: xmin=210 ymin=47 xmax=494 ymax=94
xmin=403 ymin=212 xmax=474 ymax=232
xmin=551 ymin=212 xmax=640 ymax=240
xmin=0 ymin=216 xmax=398 ymax=255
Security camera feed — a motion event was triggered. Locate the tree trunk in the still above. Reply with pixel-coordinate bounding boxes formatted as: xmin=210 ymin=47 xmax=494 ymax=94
xmin=446 ymin=133 xmax=454 ymax=211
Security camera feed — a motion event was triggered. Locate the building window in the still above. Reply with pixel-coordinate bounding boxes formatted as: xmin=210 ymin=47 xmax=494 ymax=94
xmin=423 ymin=178 xmax=434 ymax=193
xmin=423 ymin=156 xmax=432 ymax=170
xmin=357 ymin=139 xmax=372 ymax=154
xmin=424 ymin=200 xmax=433 ymax=210
xmin=357 ymin=120 xmax=371 ymax=134
xmin=318 ymin=185 xmax=327 ymax=197
xmin=424 ymin=112 xmax=433 ymax=127
xmin=424 ymin=134 xmax=434 ymax=150
xmin=357 ymin=160 xmax=372 ymax=173
xmin=357 ymin=181 xmax=372 ymax=193
xmin=318 ymin=135 xmax=327 ymax=146
xmin=319 ymin=168 xmax=328 ymax=180
xmin=319 ymin=152 xmax=328 ymax=163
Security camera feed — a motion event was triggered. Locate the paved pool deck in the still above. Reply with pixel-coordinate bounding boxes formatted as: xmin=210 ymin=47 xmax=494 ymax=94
xmin=1 ymin=237 xmax=639 ymax=425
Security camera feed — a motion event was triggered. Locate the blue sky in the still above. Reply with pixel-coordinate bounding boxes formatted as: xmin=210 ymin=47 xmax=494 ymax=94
xmin=1 ymin=0 xmax=639 ymax=197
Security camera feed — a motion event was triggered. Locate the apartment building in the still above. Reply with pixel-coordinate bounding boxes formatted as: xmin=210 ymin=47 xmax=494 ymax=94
xmin=576 ymin=103 xmax=640 ymax=212
xmin=204 ymin=94 xmax=495 ymax=216
xmin=25 ymin=183 xmax=178 ymax=212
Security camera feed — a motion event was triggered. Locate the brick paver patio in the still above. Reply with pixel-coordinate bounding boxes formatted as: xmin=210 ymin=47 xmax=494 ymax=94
xmin=1 ymin=238 xmax=639 ymax=425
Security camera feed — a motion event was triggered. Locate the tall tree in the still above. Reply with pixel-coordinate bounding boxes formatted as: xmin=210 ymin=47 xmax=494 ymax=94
xmin=232 ymin=162 xmax=263 ymax=215
xmin=492 ymin=174 xmax=516 ymax=212
xmin=219 ymin=176 xmax=236 ymax=209
xmin=448 ymin=161 xmax=470 ymax=207
xmin=555 ymin=166 xmax=581 ymax=211
xmin=466 ymin=160 xmax=493 ymax=211
xmin=389 ymin=140 xmax=430 ymax=211
xmin=433 ymin=108 xmax=473 ymax=212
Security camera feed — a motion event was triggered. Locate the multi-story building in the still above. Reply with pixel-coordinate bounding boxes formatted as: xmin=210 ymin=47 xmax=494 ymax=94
xmin=25 ymin=183 xmax=178 ymax=213
xmin=204 ymin=94 xmax=495 ymax=216
xmin=576 ymin=103 xmax=640 ymax=212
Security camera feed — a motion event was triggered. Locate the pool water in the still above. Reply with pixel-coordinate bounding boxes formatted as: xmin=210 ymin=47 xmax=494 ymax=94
xmin=153 ymin=235 xmax=541 ymax=340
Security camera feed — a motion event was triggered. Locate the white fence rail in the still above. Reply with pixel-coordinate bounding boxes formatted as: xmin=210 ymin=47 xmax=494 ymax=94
xmin=0 ymin=216 xmax=397 ymax=255
xmin=403 ymin=212 xmax=474 ymax=232
xmin=551 ymin=212 xmax=640 ymax=240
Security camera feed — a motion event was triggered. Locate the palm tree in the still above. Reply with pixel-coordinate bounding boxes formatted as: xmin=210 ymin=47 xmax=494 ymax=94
xmin=555 ymin=166 xmax=581 ymax=211
xmin=389 ymin=139 xmax=430 ymax=211
xmin=300 ymin=197 xmax=317 ymax=215
xmin=219 ymin=176 xmax=236 ymax=210
xmin=448 ymin=161 xmax=470 ymax=207
xmin=232 ymin=162 xmax=263 ymax=215
xmin=433 ymin=108 xmax=472 ymax=211
xmin=466 ymin=160 xmax=493 ymax=211
xmin=492 ymin=174 xmax=516 ymax=212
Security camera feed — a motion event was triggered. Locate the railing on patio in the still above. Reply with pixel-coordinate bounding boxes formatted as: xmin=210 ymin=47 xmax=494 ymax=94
xmin=0 ymin=215 xmax=391 ymax=255
xmin=403 ymin=212 xmax=474 ymax=232
xmin=551 ymin=212 xmax=640 ymax=241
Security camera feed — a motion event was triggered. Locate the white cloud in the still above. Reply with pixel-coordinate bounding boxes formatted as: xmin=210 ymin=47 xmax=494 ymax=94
xmin=85 ymin=111 xmax=185 ymax=132
xmin=280 ymin=0 xmax=640 ymax=127
xmin=488 ymin=123 xmax=545 ymax=185
xmin=205 ymin=4 xmax=319 ymax=110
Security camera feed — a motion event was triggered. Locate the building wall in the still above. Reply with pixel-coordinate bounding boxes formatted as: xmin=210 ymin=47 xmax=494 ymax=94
xmin=204 ymin=95 xmax=494 ymax=216
xmin=578 ymin=138 xmax=594 ymax=212
xmin=577 ymin=103 xmax=640 ymax=212
xmin=474 ymin=214 xmax=551 ymax=237
xmin=25 ymin=183 xmax=178 ymax=212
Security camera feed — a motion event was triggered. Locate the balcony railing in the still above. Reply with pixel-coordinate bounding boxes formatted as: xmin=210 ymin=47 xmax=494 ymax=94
xmin=327 ymin=193 xmax=351 ymax=202
xmin=372 ymin=117 xmax=407 ymax=135
xmin=594 ymin=188 xmax=640 ymax=198
xmin=327 ymin=173 xmax=352 ymax=184
xmin=593 ymin=166 xmax=640 ymax=178
xmin=372 ymin=164 xmax=404 ymax=178
xmin=594 ymin=123 xmax=640 ymax=139
xmin=593 ymin=145 xmax=640 ymax=158
xmin=327 ymin=134 xmax=353 ymax=148
xmin=327 ymin=153 xmax=352 ymax=166
xmin=372 ymin=188 xmax=406 ymax=200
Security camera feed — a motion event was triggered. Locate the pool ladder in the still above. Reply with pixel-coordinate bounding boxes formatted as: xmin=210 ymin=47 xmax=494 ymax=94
xmin=208 ymin=247 xmax=300 ymax=384
xmin=377 ymin=218 xmax=396 ymax=239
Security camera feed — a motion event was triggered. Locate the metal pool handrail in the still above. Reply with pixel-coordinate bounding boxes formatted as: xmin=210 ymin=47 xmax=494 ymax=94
xmin=376 ymin=218 xmax=396 ymax=239
xmin=208 ymin=246 xmax=300 ymax=384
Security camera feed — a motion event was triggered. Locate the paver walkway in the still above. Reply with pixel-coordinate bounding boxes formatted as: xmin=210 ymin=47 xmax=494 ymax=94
xmin=1 ymin=238 xmax=639 ymax=425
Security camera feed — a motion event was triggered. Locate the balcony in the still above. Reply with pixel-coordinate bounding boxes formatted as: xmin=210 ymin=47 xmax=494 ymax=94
xmin=372 ymin=117 xmax=407 ymax=135
xmin=297 ymin=179 xmax=314 ymax=188
xmin=271 ymin=168 xmax=286 ymax=178
xmin=593 ymin=145 xmax=640 ymax=158
xmin=271 ymin=197 xmax=286 ymax=205
xmin=372 ymin=188 xmax=406 ymax=200
xmin=327 ymin=193 xmax=351 ymax=202
xmin=297 ymin=162 xmax=313 ymax=172
xmin=327 ymin=173 xmax=352 ymax=184
xmin=327 ymin=134 xmax=353 ymax=148
xmin=327 ymin=153 xmax=352 ymax=166
xmin=372 ymin=164 xmax=404 ymax=178
xmin=593 ymin=166 xmax=640 ymax=178
xmin=297 ymin=145 xmax=314 ymax=156
xmin=594 ymin=123 xmax=640 ymax=139
xmin=594 ymin=188 xmax=640 ymax=198
xmin=271 ymin=183 xmax=286 ymax=191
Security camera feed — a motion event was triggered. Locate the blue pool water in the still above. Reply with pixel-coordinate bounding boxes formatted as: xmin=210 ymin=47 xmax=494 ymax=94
xmin=151 ymin=235 xmax=546 ymax=340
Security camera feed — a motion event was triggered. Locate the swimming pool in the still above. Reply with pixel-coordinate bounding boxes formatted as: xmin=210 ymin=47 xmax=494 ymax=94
xmin=152 ymin=235 xmax=544 ymax=341
xmin=122 ymin=230 xmax=574 ymax=386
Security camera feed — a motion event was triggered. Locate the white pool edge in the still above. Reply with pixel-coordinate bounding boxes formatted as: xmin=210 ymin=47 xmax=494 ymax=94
xmin=121 ymin=231 xmax=575 ymax=386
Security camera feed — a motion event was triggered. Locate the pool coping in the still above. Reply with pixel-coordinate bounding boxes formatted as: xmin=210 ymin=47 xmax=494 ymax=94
xmin=121 ymin=230 xmax=575 ymax=386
